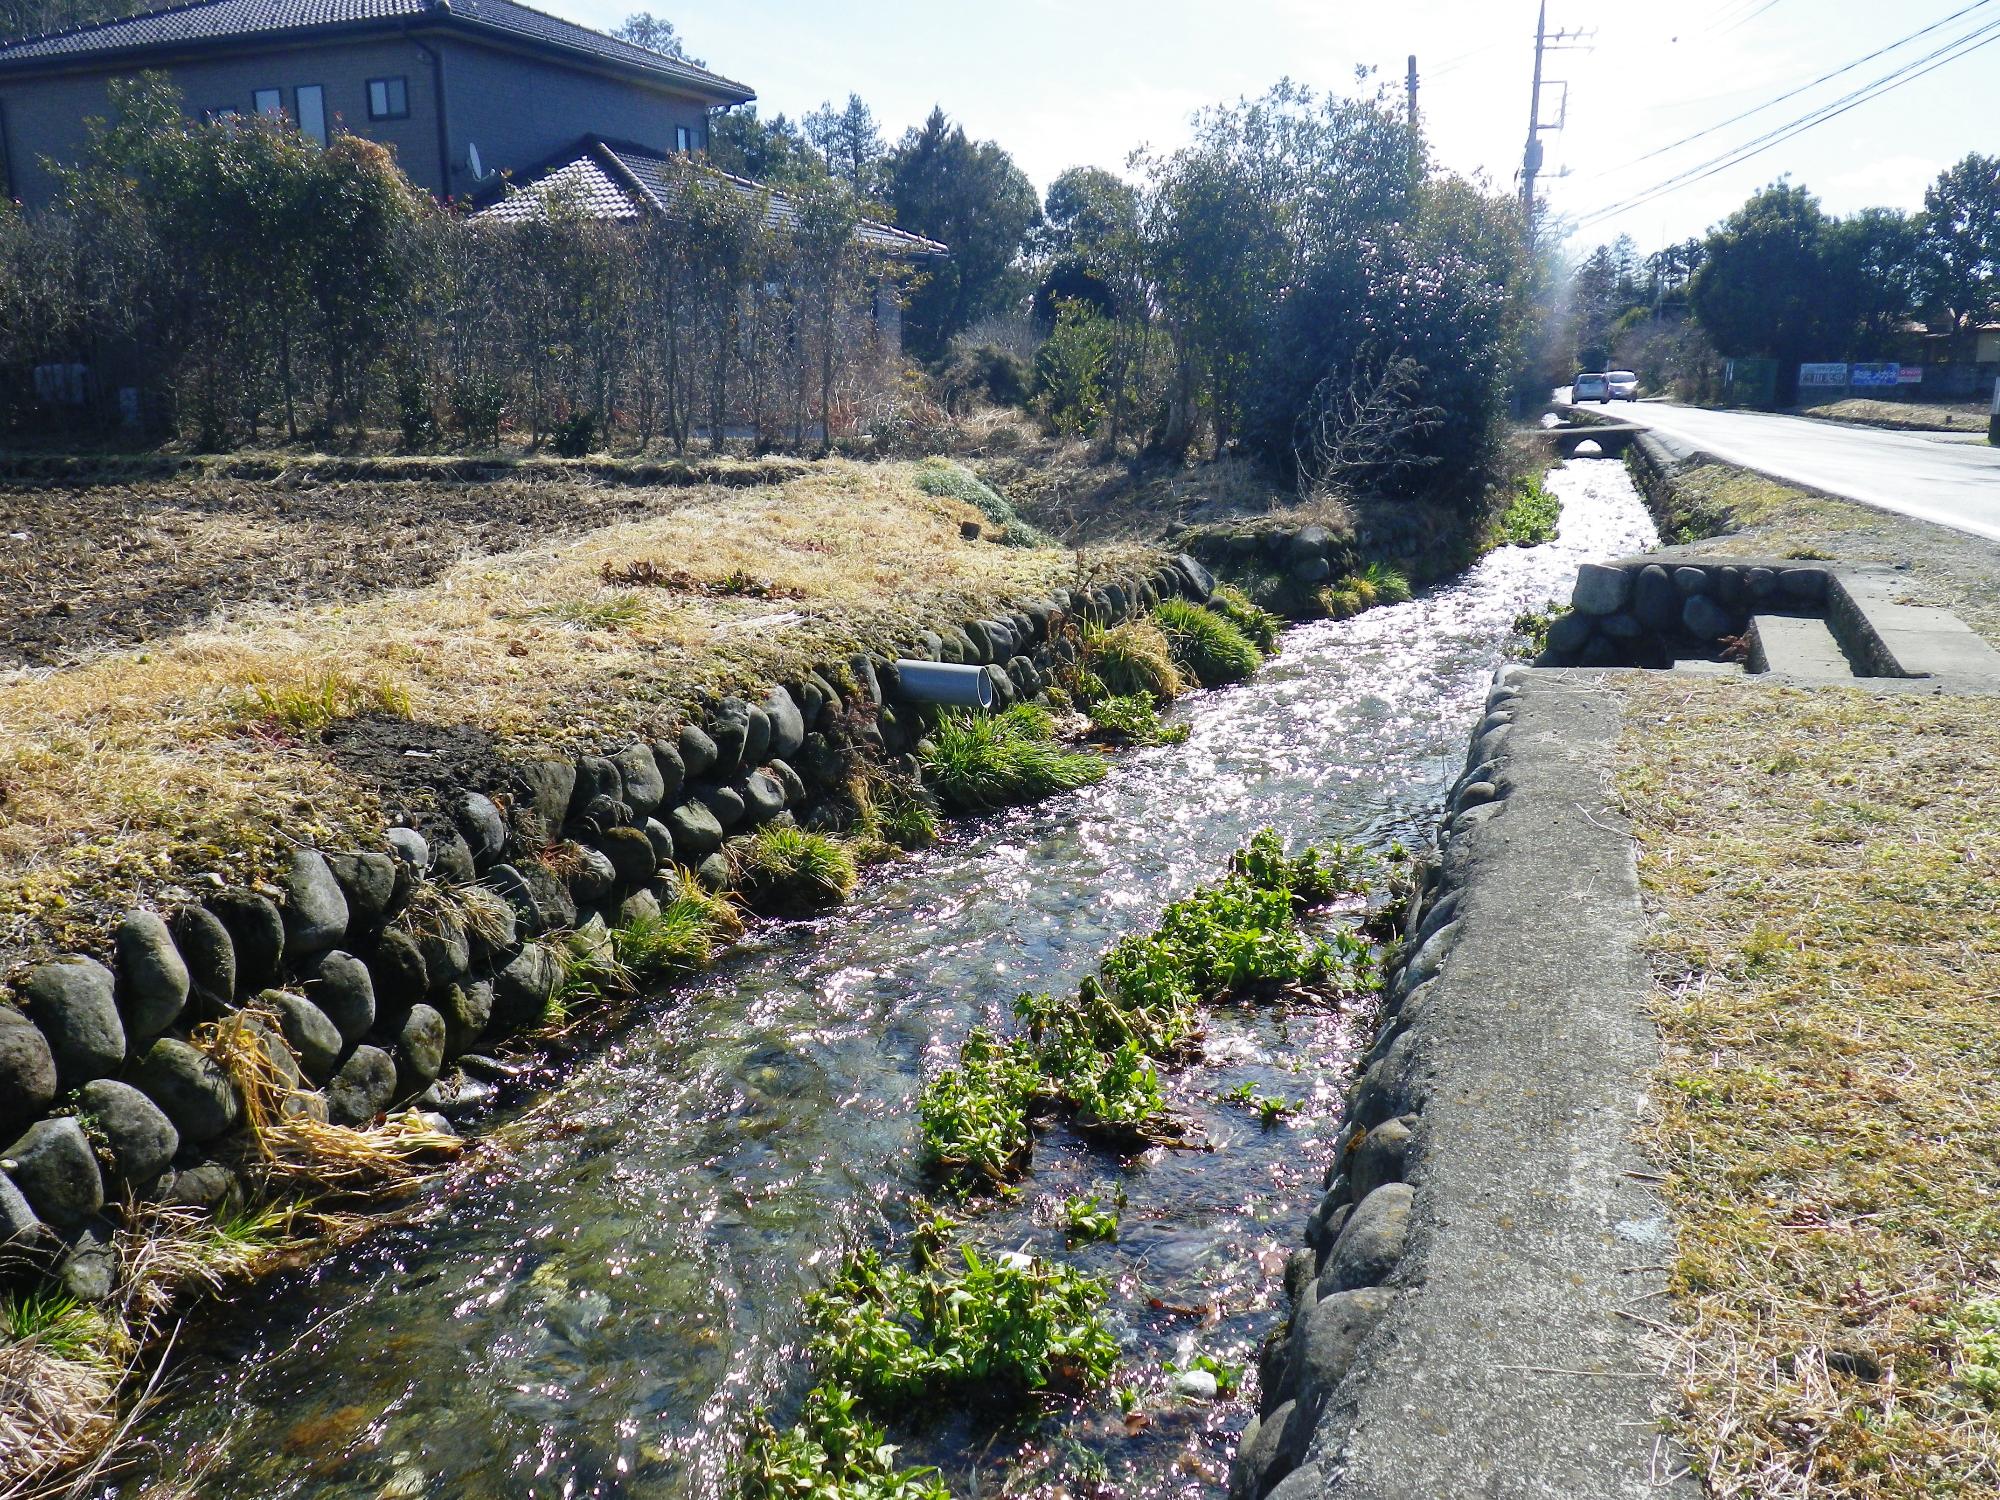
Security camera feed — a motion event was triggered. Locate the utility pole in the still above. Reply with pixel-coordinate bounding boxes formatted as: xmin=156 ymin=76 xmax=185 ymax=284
xmin=1520 ymin=3 xmax=1591 ymax=234
xmin=1520 ymin=3 xmax=1547 ymax=223
xmin=1406 ymin=54 xmax=1419 ymax=129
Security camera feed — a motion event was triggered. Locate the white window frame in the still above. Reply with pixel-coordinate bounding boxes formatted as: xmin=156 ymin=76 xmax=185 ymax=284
xmin=296 ymin=83 xmax=328 ymax=146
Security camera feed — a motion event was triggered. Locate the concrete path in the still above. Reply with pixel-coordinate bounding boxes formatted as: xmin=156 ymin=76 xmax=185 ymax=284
xmin=1572 ymin=395 xmax=2000 ymax=543
xmin=1301 ymin=674 xmax=1694 ymax=1499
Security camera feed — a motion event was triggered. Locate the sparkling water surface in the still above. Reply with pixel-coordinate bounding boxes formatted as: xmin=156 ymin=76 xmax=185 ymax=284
xmin=117 ymin=460 xmax=1656 ymax=1500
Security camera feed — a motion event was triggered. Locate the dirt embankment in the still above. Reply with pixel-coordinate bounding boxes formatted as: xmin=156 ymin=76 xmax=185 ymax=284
xmin=0 ymin=461 xmax=807 ymax=669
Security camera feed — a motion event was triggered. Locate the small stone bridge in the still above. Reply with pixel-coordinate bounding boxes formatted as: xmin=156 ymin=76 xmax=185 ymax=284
xmin=1541 ymin=406 xmax=1648 ymax=458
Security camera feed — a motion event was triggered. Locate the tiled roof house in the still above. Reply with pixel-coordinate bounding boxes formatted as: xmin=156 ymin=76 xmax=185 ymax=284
xmin=0 ymin=0 xmax=873 ymax=241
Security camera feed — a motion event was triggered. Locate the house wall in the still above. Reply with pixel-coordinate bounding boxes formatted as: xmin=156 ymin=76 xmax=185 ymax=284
xmin=0 ymin=34 xmax=716 ymax=209
xmin=433 ymin=36 xmax=706 ymax=198
xmin=0 ymin=36 xmax=446 ymax=206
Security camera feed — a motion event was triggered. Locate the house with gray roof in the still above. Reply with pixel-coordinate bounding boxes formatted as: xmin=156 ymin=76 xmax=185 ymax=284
xmin=0 ymin=0 xmax=755 ymax=207
xmin=474 ymin=134 xmax=945 ymax=258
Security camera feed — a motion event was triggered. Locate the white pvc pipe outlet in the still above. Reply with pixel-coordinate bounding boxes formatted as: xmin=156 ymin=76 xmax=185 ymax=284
xmin=895 ymin=660 xmax=994 ymax=710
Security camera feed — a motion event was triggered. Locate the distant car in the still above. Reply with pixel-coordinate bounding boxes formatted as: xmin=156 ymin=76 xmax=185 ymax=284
xmin=1606 ymin=370 xmax=1640 ymax=401
xmin=1573 ymin=372 xmax=1610 ymax=403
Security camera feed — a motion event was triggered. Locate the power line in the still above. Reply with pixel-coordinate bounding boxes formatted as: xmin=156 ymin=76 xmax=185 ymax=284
xmin=1596 ymin=0 xmax=1997 ymax=178
xmin=1575 ymin=19 xmax=2000 ymax=227
xmin=1714 ymin=0 xmax=1785 ymax=37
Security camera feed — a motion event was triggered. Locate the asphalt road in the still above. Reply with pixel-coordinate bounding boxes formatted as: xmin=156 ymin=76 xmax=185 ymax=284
xmin=1561 ymin=392 xmax=2000 ymax=542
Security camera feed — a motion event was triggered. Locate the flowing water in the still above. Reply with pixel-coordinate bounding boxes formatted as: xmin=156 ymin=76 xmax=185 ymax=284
xmin=114 ymin=459 xmax=1657 ymax=1500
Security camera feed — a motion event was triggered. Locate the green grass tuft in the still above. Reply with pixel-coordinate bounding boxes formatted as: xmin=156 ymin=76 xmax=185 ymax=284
xmin=1079 ymin=620 xmax=1184 ymax=703
xmin=234 ymin=671 xmax=412 ymax=735
xmin=730 ymin=825 xmax=859 ymax=916
xmin=919 ymin=704 xmax=1107 ymax=812
xmin=1151 ymin=598 xmax=1263 ymax=687
xmin=1357 ymin=561 xmax=1413 ymax=604
xmin=1208 ymin=583 xmax=1284 ymax=654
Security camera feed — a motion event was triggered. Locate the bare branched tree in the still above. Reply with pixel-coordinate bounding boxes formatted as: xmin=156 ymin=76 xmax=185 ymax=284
xmin=1291 ymin=345 xmax=1444 ymax=502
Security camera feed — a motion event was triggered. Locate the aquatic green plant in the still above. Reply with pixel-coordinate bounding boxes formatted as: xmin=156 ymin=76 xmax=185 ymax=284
xmin=1086 ymin=693 xmax=1188 ymax=747
xmin=1079 ymin=620 xmax=1184 ymax=703
xmin=735 ymin=1383 xmax=950 ymax=1500
xmin=918 ymin=1028 xmax=1039 ymax=1187
xmin=1509 ymin=601 xmax=1568 ymax=660
xmin=1497 ymin=474 xmax=1561 ymax=546
xmin=1151 ymin=598 xmax=1263 ymax=688
xmin=1208 ymin=583 xmax=1284 ymax=654
xmin=731 ymin=826 xmax=859 ymax=915
xmin=808 ymin=1245 xmax=1119 ymax=1409
xmin=922 ymin=830 xmax=1378 ymax=1191
xmin=919 ymin=704 xmax=1107 ymax=812
xmin=1060 ymin=1194 xmax=1120 ymax=1244
xmin=1221 ymin=1081 xmax=1296 ymax=1126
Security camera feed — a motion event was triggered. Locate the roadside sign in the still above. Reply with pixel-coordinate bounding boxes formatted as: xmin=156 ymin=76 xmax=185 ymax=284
xmin=1898 ymin=365 xmax=1924 ymax=385
xmin=1799 ymin=362 xmax=1848 ymax=389
xmin=1850 ymin=362 xmax=1901 ymax=388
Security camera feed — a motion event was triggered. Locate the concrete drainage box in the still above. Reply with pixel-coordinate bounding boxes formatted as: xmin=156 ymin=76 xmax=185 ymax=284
xmin=1539 ymin=556 xmax=2000 ymax=690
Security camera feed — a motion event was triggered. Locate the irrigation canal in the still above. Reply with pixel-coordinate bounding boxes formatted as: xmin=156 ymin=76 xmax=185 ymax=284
xmin=115 ymin=458 xmax=1658 ymax=1499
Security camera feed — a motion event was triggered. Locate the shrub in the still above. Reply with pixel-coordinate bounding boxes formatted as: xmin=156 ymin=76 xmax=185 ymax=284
xmin=730 ymin=826 xmax=858 ymax=915
xmin=919 ymin=705 xmax=1107 ymax=812
xmin=937 ymin=341 xmax=1032 ymax=408
xmin=912 ymin=457 xmax=1054 ymax=548
xmin=1080 ymin=620 xmax=1184 ymax=703
xmin=1152 ymin=598 xmax=1263 ymax=687
xmin=808 ymin=1245 xmax=1118 ymax=1409
xmin=1208 ymin=583 xmax=1284 ymax=654
xmin=450 ymin=374 xmax=507 ymax=447
xmin=395 ymin=370 xmax=440 ymax=451
xmin=548 ymin=409 xmax=599 ymax=458
xmin=1087 ymin=693 xmax=1188 ymax=747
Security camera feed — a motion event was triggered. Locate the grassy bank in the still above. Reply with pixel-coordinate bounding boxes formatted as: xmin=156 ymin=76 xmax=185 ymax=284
xmin=1616 ymin=679 xmax=2000 ymax=1497
xmin=1795 ymin=399 xmax=1989 ymax=435
xmin=0 ymin=458 xmax=1155 ymax=963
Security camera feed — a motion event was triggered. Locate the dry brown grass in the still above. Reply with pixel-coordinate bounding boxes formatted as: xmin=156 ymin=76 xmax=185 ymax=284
xmin=1799 ymin=399 xmax=1989 ymax=434
xmin=1616 ymin=678 xmax=2000 ymax=1497
xmin=197 ymin=1011 xmax=462 ymax=1189
xmin=0 ymin=459 xmax=1149 ymax=965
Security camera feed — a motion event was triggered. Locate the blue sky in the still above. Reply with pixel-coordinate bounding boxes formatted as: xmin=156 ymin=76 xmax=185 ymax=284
xmin=560 ymin=0 xmax=2000 ymax=256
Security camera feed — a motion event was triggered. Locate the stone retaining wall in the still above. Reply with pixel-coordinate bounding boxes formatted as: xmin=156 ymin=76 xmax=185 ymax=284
xmin=1537 ymin=555 xmax=1833 ymax=668
xmin=0 ymin=555 xmax=1215 ymax=1308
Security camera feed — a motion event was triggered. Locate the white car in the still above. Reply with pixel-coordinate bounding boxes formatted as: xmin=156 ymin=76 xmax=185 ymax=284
xmin=1572 ymin=372 xmax=1610 ymax=403
xmin=1606 ymin=370 xmax=1640 ymax=401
